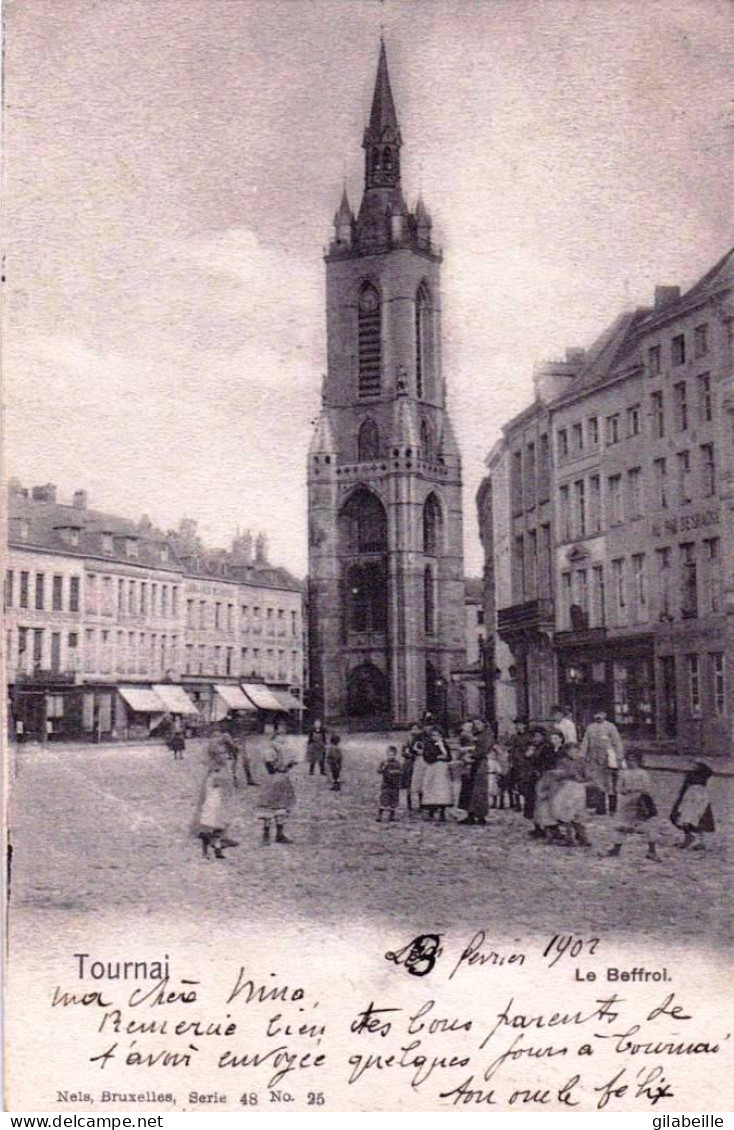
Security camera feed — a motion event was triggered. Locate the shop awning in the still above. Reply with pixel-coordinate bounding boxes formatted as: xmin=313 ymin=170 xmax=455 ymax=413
xmin=119 ymin=685 xmax=166 ymax=713
xmin=152 ymin=684 xmax=199 ymax=715
xmin=269 ymin=688 xmax=302 ymax=712
xmin=241 ymin=683 xmax=287 ymax=712
xmin=214 ymin=684 xmax=256 ymax=711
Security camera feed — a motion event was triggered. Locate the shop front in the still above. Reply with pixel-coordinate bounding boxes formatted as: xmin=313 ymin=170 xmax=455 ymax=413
xmin=556 ymin=631 xmax=655 ymax=740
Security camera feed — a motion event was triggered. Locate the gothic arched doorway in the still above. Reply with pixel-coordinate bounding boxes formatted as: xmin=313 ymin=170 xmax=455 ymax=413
xmin=347 ymin=662 xmax=390 ymax=721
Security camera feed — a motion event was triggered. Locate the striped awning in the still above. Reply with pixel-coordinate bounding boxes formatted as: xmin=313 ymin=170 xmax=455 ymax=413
xmin=152 ymin=684 xmax=199 ymax=715
xmin=215 ymin=684 xmax=256 ymax=711
xmin=241 ymin=683 xmax=287 ymax=712
xmin=118 ymin=686 xmax=165 ymax=713
xmin=269 ymin=688 xmax=302 ymax=711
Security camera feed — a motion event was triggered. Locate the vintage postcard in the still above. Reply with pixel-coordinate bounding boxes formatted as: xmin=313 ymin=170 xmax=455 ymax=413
xmin=3 ymin=0 xmax=733 ymax=1115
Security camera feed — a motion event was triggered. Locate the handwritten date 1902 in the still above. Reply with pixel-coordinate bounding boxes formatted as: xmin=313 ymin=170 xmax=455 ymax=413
xmin=543 ymin=935 xmax=600 ymax=969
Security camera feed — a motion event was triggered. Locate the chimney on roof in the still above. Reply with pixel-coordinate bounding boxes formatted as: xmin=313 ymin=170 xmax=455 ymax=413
xmin=73 ymin=490 xmax=88 ymax=509
xmin=8 ymin=478 xmax=26 ymax=498
xmin=533 ymin=350 xmax=585 ymax=403
xmin=31 ymin=483 xmax=57 ymax=503
xmin=654 ymin=286 xmax=681 ymax=311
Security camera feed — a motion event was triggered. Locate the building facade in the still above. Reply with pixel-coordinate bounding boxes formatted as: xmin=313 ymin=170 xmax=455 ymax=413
xmin=308 ymin=42 xmax=465 ymax=728
xmin=478 ymin=248 xmax=734 ymax=757
xmin=5 ymin=483 xmax=305 ymax=741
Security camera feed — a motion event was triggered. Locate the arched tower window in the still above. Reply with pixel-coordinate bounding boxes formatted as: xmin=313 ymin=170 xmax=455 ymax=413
xmin=338 ymin=488 xmax=388 ymax=639
xmin=424 ymin=565 xmax=435 ymax=635
xmin=339 ymin=487 xmax=387 ymax=555
xmin=415 ymin=283 xmax=430 ymax=399
xmin=358 ymin=283 xmax=382 ymax=398
xmin=358 ymin=418 xmax=380 ymax=462
xmin=423 ymin=492 xmax=442 ymax=555
xmin=420 ymin=419 xmax=434 ymax=463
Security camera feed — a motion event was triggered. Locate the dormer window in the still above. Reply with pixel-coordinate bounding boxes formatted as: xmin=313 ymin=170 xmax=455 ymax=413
xmin=160 ymin=545 xmax=169 ymax=564
xmin=102 ymin=533 xmax=113 ymax=554
xmin=54 ymin=524 xmax=81 ymax=547
xmin=126 ymin=538 xmax=139 ymax=559
xmin=18 ymin=518 xmax=30 ymax=542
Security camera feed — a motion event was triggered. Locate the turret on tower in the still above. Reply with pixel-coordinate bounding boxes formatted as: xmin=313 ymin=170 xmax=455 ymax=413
xmin=329 ymin=41 xmax=439 ymax=261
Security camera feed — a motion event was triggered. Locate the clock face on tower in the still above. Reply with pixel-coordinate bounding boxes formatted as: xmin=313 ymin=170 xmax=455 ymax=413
xmin=359 ymin=286 xmax=379 ymax=313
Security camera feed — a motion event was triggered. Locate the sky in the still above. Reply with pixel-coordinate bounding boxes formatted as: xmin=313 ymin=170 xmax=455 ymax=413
xmin=4 ymin=0 xmax=734 ymax=576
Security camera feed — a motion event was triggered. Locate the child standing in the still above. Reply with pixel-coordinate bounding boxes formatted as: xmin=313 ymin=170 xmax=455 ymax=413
xmin=258 ymin=734 xmax=297 ymax=843
xmin=670 ymin=761 xmax=715 ymax=850
xmin=326 ymin=733 xmax=343 ymax=791
xmin=377 ymin=746 xmax=403 ymax=822
xmin=606 ymin=751 xmax=660 ymax=862
xmin=169 ymin=716 xmax=186 ymax=761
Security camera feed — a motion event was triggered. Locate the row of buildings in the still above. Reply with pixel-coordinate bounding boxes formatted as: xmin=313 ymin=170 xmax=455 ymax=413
xmin=478 ymin=248 xmax=734 ymax=757
xmin=5 ymin=481 xmax=305 ymax=741
xmin=4 ymin=477 xmax=486 ymax=743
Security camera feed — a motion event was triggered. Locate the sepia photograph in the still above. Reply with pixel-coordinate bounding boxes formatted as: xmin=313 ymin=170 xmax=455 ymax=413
xmin=3 ymin=0 xmax=733 ymax=1113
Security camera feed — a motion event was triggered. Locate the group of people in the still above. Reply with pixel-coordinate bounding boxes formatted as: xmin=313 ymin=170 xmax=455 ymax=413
xmin=191 ymin=704 xmax=717 ymax=861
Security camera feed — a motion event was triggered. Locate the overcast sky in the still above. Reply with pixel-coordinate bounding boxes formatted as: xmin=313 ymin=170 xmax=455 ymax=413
xmin=4 ymin=0 xmax=734 ymax=575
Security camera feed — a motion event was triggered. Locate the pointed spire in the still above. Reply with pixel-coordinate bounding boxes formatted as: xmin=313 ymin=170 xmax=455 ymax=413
xmin=362 ymin=40 xmax=402 ymax=191
xmin=334 ymin=183 xmax=353 ymax=223
xmin=415 ymin=192 xmax=431 ymax=224
xmin=368 ymin=40 xmax=400 ymax=139
xmin=309 ymin=409 xmax=338 ymax=456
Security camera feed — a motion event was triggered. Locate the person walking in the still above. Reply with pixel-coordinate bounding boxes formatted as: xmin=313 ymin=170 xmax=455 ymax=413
xmin=326 ymin=733 xmax=344 ymax=791
xmin=377 ymin=745 xmax=403 ymax=822
xmin=306 ymin=719 xmax=327 ymax=777
xmin=579 ymin=710 xmax=624 ymax=814
xmin=670 ymin=761 xmax=716 ymax=851
xmin=258 ymin=733 xmax=298 ymax=843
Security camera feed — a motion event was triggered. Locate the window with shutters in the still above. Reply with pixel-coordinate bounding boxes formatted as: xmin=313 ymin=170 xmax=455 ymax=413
xmin=415 ymin=283 xmax=430 ymax=399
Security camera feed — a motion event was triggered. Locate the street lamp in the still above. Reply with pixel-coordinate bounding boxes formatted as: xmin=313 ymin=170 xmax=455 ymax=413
xmin=566 ymin=665 xmax=585 ymax=727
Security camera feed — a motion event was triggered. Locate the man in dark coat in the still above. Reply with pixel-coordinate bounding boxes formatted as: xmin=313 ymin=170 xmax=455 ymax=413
xmin=457 ymin=719 xmax=490 ymax=825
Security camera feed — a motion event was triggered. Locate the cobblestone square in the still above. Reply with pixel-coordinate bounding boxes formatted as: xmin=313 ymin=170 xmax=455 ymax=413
xmin=7 ymin=736 xmax=732 ymax=950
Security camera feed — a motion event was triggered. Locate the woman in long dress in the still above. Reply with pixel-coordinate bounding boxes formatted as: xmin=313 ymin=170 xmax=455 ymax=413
xmin=421 ymin=727 xmax=453 ymax=822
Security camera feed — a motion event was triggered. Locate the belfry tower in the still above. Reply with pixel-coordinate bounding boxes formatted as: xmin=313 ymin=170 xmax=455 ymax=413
xmin=307 ymin=41 xmax=465 ymax=728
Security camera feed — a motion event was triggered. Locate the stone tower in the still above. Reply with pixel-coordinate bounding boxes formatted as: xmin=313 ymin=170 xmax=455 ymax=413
xmin=307 ymin=41 xmax=465 ymax=729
